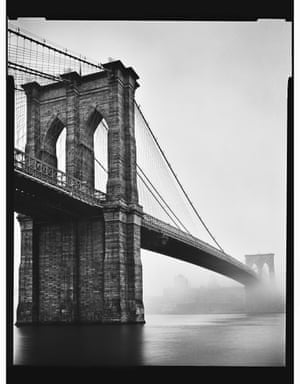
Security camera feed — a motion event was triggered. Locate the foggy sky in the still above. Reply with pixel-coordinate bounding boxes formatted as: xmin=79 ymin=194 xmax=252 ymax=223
xmin=11 ymin=19 xmax=291 ymax=300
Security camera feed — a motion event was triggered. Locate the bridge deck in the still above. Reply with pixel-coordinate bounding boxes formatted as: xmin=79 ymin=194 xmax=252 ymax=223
xmin=13 ymin=148 xmax=258 ymax=286
xmin=14 ymin=148 xmax=106 ymax=208
xmin=141 ymin=214 xmax=258 ymax=286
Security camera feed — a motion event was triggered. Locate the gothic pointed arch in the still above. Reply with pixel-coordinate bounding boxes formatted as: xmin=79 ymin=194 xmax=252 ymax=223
xmin=40 ymin=114 xmax=66 ymax=168
xmin=79 ymin=105 xmax=108 ymax=188
xmin=87 ymin=106 xmax=104 ymax=132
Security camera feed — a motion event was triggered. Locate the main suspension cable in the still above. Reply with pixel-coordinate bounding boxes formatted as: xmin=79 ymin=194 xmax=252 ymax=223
xmin=8 ymin=25 xmax=224 ymax=251
xmin=8 ymin=26 xmax=107 ymax=72
xmin=135 ymin=102 xmax=225 ymax=253
xmin=136 ymin=164 xmax=191 ymax=234
xmin=94 ymin=156 xmax=183 ymax=229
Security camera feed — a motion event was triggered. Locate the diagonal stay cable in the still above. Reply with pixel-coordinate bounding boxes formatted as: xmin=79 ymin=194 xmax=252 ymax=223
xmin=136 ymin=164 xmax=191 ymax=234
xmin=94 ymin=156 xmax=108 ymax=174
xmin=9 ymin=27 xmax=223 ymax=250
xmin=93 ymin=122 xmax=194 ymax=233
xmin=94 ymin=156 xmax=183 ymax=230
xmin=135 ymin=101 xmax=225 ymax=253
xmin=93 ymin=121 xmax=188 ymax=230
xmin=137 ymin=170 xmax=183 ymax=230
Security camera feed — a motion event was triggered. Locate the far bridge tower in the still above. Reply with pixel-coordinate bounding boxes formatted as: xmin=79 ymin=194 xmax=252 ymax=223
xmin=244 ymin=253 xmax=281 ymax=313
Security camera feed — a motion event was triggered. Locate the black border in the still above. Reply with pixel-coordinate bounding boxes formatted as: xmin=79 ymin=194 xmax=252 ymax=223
xmin=6 ymin=0 xmax=294 ymax=383
xmin=7 ymin=0 xmax=293 ymax=21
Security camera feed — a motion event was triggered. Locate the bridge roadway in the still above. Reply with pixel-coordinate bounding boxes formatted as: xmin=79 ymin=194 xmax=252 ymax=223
xmin=13 ymin=148 xmax=259 ymax=287
xmin=141 ymin=214 xmax=258 ymax=286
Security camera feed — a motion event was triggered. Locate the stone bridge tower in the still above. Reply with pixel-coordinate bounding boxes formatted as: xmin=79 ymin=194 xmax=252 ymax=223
xmin=245 ymin=253 xmax=275 ymax=281
xmin=244 ymin=253 xmax=278 ymax=313
xmin=17 ymin=60 xmax=144 ymax=324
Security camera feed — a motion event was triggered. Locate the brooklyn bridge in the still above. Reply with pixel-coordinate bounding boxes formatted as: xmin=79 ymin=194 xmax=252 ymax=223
xmin=8 ymin=25 xmax=273 ymax=325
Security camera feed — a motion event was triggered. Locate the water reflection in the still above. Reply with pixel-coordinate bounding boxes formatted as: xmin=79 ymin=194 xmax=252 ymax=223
xmin=14 ymin=314 xmax=285 ymax=366
xmin=14 ymin=324 xmax=145 ymax=366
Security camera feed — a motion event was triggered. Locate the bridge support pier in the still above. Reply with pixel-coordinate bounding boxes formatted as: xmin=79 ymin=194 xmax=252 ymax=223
xmin=16 ymin=210 xmax=144 ymax=324
xmin=245 ymin=282 xmax=282 ymax=313
xmin=16 ymin=215 xmax=106 ymax=324
xmin=103 ymin=203 xmax=144 ymax=323
xmin=16 ymin=215 xmax=38 ymax=323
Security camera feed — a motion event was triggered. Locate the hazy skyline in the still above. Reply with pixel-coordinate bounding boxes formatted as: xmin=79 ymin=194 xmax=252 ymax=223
xmin=11 ymin=19 xmax=291 ymax=302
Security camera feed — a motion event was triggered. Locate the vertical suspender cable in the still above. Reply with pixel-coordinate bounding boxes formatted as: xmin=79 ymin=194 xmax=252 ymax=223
xmin=135 ymin=102 xmax=225 ymax=253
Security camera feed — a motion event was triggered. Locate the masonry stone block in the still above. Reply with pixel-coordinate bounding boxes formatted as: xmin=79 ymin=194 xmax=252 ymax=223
xmin=16 ymin=214 xmax=35 ymax=324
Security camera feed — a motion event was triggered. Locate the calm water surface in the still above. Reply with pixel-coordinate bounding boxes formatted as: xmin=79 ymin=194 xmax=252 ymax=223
xmin=14 ymin=313 xmax=285 ymax=366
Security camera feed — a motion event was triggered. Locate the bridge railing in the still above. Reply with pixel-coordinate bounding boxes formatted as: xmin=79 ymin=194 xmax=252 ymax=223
xmin=142 ymin=213 xmax=257 ymax=276
xmin=14 ymin=148 xmax=106 ymax=207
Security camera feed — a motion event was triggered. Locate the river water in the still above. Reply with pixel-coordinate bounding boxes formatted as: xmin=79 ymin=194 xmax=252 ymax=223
xmin=13 ymin=313 xmax=285 ymax=366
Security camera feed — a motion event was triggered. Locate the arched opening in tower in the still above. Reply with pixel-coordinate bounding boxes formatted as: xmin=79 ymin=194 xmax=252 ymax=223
xmin=261 ymin=263 xmax=270 ymax=282
xmin=94 ymin=119 xmax=108 ymax=193
xmin=42 ymin=116 xmax=66 ymax=181
xmin=56 ymin=127 xmax=66 ymax=174
xmin=252 ymin=264 xmax=259 ymax=275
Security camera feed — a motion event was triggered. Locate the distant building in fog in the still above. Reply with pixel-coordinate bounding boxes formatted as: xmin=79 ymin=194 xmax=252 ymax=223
xmin=144 ymin=274 xmax=285 ymax=315
xmin=174 ymin=274 xmax=189 ymax=290
xmin=162 ymin=274 xmax=191 ymax=304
